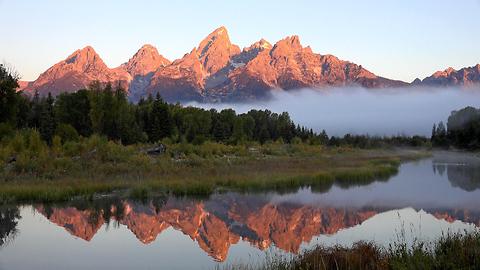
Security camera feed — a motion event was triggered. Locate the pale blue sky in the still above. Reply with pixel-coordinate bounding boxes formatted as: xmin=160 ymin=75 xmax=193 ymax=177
xmin=1 ymin=0 xmax=479 ymax=82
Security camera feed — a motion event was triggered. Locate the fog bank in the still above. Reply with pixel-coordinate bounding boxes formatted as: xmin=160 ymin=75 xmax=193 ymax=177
xmin=188 ymin=87 xmax=480 ymax=136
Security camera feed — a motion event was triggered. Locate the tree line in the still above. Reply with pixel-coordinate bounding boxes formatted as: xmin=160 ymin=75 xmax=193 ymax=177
xmin=0 ymin=65 xmax=319 ymax=145
xmin=432 ymin=106 xmax=480 ymax=149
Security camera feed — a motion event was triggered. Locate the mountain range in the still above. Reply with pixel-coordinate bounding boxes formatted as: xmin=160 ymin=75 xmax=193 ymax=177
xmin=19 ymin=26 xmax=480 ymax=103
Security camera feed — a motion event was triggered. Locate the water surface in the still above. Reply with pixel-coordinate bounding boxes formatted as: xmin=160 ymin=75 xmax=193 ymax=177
xmin=1 ymin=152 xmax=480 ymax=270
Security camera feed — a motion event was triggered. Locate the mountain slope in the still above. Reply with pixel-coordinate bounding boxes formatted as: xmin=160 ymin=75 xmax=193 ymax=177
xmin=24 ymin=46 xmax=131 ymax=95
xmin=119 ymin=44 xmax=170 ymax=77
xmin=415 ymin=64 xmax=480 ymax=86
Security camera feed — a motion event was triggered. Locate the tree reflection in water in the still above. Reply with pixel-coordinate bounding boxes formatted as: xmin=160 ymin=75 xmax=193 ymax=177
xmin=433 ymin=157 xmax=480 ymax=191
xmin=0 ymin=206 xmax=20 ymax=247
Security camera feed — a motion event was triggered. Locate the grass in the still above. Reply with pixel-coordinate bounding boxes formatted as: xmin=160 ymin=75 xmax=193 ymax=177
xmin=0 ymin=131 xmax=430 ymax=203
xmin=218 ymin=231 xmax=480 ymax=270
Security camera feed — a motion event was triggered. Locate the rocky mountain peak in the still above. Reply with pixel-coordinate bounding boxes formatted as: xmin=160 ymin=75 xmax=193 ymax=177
xmin=197 ymin=26 xmax=241 ymax=75
xmin=64 ymin=45 xmax=108 ymax=71
xmin=246 ymin=38 xmax=272 ymax=51
xmin=121 ymin=44 xmax=170 ymax=76
xmin=274 ymin=35 xmax=302 ymax=50
xmin=270 ymin=35 xmax=305 ymax=58
xmin=432 ymin=67 xmax=456 ymax=78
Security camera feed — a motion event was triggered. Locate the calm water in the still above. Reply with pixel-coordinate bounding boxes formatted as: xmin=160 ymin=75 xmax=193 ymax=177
xmin=1 ymin=152 xmax=480 ymax=270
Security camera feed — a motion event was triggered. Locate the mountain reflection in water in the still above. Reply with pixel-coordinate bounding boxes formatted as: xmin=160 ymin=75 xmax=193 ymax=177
xmin=29 ymin=194 xmax=480 ymax=262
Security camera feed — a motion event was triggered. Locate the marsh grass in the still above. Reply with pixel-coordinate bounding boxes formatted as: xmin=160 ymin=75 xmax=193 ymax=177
xmin=218 ymin=231 xmax=480 ymax=270
xmin=0 ymin=131 xmax=429 ymax=203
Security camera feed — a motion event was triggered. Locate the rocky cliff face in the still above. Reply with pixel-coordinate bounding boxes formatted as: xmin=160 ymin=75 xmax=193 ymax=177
xmin=415 ymin=64 xmax=480 ymax=86
xmin=21 ymin=26 xmax=419 ymax=102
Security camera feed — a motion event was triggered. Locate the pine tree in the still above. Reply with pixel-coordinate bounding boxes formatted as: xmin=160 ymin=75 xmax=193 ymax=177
xmin=39 ymin=93 xmax=56 ymax=144
xmin=431 ymin=123 xmax=437 ymax=145
xmin=29 ymin=90 xmax=42 ymax=128
xmin=0 ymin=64 xmax=20 ymax=124
xmin=319 ymin=129 xmax=329 ymax=145
xmin=149 ymin=93 xmax=172 ymax=142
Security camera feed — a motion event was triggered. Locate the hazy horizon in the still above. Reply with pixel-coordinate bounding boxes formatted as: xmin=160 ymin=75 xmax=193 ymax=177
xmin=1 ymin=0 xmax=479 ymax=82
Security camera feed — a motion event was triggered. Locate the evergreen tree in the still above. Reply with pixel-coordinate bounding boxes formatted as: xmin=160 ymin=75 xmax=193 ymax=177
xmin=29 ymin=90 xmax=42 ymax=128
xmin=54 ymin=90 xmax=92 ymax=137
xmin=148 ymin=93 xmax=173 ymax=142
xmin=0 ymin=64 xmax=20 ymax=125
xmin=39 ymin=93 xmax=56 ymax=144
xmin=319 ymin=129 xmax=329 ymax=145
xmin=431 ymin=123 xmax=437 ymax=142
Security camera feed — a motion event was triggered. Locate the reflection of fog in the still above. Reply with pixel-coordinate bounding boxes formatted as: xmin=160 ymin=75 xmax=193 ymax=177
xmin=0 ymin=206 xmax=20 ymax=247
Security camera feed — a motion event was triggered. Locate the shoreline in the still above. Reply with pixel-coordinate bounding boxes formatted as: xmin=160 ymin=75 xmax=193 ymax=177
xmin=0 ymin=141 xmax=430 ymax=203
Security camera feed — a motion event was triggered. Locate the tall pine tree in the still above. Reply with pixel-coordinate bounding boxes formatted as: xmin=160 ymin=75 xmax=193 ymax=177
xmin=39 ymin=93 xmax=56 ymax=144
xmin=148 ymin=93 xmax=172 ymax=142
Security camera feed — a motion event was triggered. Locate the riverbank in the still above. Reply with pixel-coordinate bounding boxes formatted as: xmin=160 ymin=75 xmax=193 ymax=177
xmin=219 ymin=231 xmax=480 ymax=270
xmin=0 ymin=135 xmax=429 ymax=203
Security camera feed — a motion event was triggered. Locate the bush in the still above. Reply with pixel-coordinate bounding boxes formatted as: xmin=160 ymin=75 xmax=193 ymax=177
xmin=55 ymin=123 xmax=79 ymax=143
xmin=0 ymin=123 xmax=14 ymax=141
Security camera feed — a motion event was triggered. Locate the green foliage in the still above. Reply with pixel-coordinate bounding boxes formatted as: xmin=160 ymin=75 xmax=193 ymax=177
xmin=0 ymin=123 xmax=15 ymax=141
xmin=441 ymin=106 xmax=480 ymax=149
xmin=54 ymin=90 xmax=92 ymax=136
xmin=0 ymin=133 xmax=426 ymax=202
xmin=148 ymin=94 xmax=173 ymax=142
xmin=55 ymin=123 xmax=79 ymax=143
xmin=39 ymin=93 xmax=56 ymax=144
xmin=0 ymin=64 xmax=20 ymax=125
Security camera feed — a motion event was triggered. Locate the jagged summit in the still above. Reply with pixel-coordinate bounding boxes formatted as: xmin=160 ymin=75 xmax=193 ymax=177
xmin=419 ymin=64 xmax=480 ymax=86
xmin=245 ymin=38 xmax=272 ymax=52
xmin=120 ymin=44 xmax=170 ymax=77
xmin=64 ymin=46 xmax=108 ymax=71
xmin=197 ymin=26 xmax=240 ymax=75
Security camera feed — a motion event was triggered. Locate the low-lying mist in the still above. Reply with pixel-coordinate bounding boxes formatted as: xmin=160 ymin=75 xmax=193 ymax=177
xmin=188 ymin=87 xmax=480 ymax=136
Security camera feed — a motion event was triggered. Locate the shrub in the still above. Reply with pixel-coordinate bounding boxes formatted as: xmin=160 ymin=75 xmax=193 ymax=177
xmin=55 ymin=123 xmax=79 ymax=143
xmin=0 ymin=123 xmax=14 ymax=141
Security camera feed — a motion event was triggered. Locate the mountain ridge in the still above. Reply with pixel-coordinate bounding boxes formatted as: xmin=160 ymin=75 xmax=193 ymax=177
xmin=18 ymin=26 xmax=480 ymax=102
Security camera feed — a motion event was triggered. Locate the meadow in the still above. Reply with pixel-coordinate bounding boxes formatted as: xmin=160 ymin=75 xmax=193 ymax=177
xmin=0 ymin=129 xmax=428 ymax=203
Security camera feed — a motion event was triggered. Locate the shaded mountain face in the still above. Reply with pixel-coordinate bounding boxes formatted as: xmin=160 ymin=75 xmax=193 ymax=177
xmin=415 ymin=64 xmax=480 ymax=87
xmin=21 ymin=26 xmax=478 ymax=102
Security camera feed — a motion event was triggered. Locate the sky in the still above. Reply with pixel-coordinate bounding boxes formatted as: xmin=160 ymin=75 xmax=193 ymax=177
xmin=1 ymin=0 xmax=479 ymax=82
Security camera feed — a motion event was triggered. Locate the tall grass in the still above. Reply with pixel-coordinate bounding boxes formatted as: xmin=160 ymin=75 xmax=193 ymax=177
xmin=0 ymin=130 xmax=429 ymax=203
xmin=218 ymin=231 xmax=480 ymax=270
